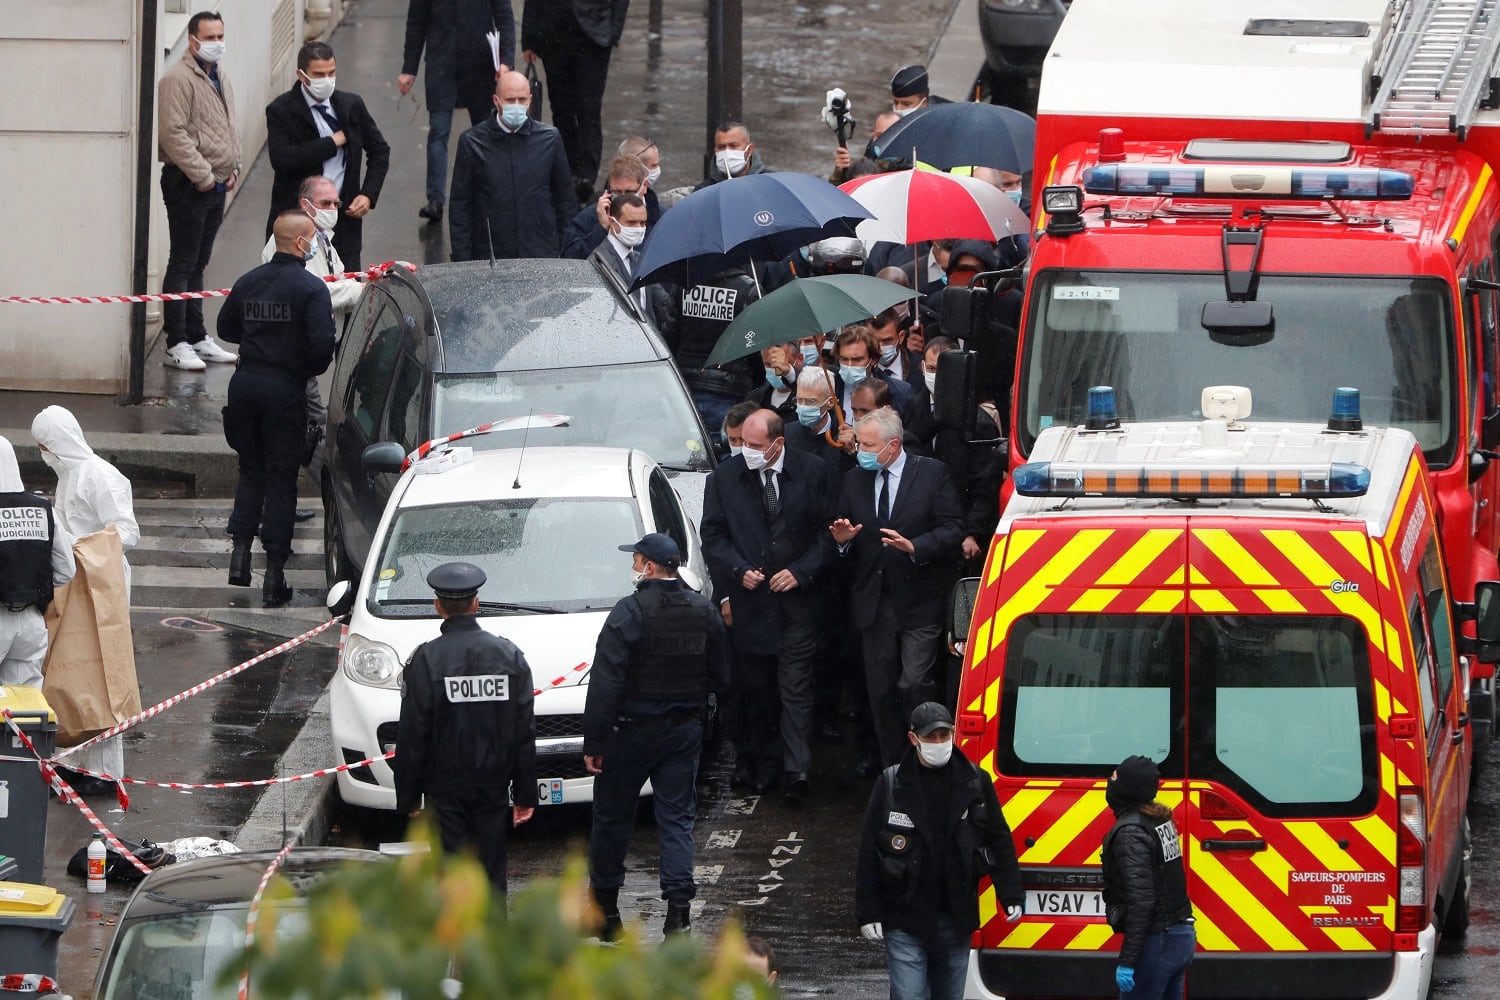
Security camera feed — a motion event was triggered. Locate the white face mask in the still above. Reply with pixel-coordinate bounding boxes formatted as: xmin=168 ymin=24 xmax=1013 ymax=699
xmin=630 ymin=568 xmax=647 ymax=586
xmin=196 ymin=39 xmax=225 ymax=64
xmin=741 ymin=443 xmax=773 ymax=471
xmin=614 ymin=224 xmax=647 ymax=248
xmin=40 ymin=450 xmax=60 ymax=471
xmin=646 ymin=165 xmax=662 ymax=186
xmin=891 ymin=104 xmax=918 ymax=118
xmin=303 ymin=75 xmax=336 ymax=102
xmin=716 ymin=149 xmax=748 ymax=176
xmin=923 ymin=370 xmax=937 ymax=395
xmin=306 ymin=205 xmax=338 ymax=233
xmin=728 ymin=444 xmax=743 ymax=457
xmin=917 ymin=738 xmax=953 ymax=767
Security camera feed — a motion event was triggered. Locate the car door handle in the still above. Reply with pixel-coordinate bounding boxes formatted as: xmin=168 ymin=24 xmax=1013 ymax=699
xmin=1203 ymin=838 xmax=1267 ymax=853
xmin=1454 ymin=726 xmax=1465 ymax=746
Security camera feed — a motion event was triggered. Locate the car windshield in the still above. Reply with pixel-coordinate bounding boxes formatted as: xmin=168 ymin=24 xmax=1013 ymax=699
xmin=1019 ymin=271 xmax=1456 ymax=467
xmin=100 ymin=908 xmax=309 ymax=1000
xmin=434 ymin=362 xmax=711 ymax=471
xmin=369 ymin=497 xmax=643 ymax=616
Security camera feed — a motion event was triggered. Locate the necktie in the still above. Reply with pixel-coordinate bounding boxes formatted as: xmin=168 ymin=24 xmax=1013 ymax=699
xmin=315 ymin=104 xmax=345 ymax=163
xmin=763 ymin=469 xmax=779 ymax=519
xmin=877 ymin=470 xmax=891 ymax=526
xmin=627 ymin=248 xmax=647 ymax=310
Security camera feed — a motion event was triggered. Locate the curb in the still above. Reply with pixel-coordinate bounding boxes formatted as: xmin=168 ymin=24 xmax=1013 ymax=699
xmin=232 ymin=685 xmax=340 ymax=852
xmin=1 ymin=427 xmax=239 ymax=497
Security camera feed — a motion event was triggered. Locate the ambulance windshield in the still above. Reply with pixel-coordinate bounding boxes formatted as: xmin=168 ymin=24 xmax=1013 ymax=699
xmin=1020 ymin=272 xmax=1455 ymax=467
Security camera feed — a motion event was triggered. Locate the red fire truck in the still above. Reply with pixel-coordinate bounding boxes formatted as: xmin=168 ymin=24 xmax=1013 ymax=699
xmin=1009 ymin=0 xmax=1500 ymax=749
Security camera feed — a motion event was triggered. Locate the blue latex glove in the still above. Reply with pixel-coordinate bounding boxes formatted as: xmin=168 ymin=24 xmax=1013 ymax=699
xmin=1115 ymin=966 xmax=1135 ymax=993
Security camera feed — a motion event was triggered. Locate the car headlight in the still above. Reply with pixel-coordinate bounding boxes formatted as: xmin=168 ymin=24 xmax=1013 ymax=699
xmin=342 ymin=634 xmax=403 ymax=689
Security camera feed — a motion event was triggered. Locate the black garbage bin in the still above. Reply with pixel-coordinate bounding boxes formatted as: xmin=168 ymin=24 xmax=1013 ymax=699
xmin=0 ymin=686 xmax=56 ymax=883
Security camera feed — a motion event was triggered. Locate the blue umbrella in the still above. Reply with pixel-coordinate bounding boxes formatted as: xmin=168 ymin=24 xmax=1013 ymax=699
xmin=873 ymin=101 xmax=1037 ymax=175
xmin=629 ymin=172 xmax=874 ymax=291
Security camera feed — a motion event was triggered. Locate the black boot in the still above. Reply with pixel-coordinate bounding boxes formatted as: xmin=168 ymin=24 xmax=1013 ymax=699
xmin=263 ymin=553 xmax=294 ymax=607
xmin=228 ymin=539 xmax=252 ymax=587
xmin=592 ymin=887 xmax=623 ymax=942
xmin=663 ymin=898 xmax=691 ymax=936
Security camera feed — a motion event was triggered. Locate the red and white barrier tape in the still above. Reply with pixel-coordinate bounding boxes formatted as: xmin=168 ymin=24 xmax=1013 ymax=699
xmin=58 ymin=750 xmax=395 ymax=791
xmin=0 ymin=974 xmax=58 ymax=993
xmin=53 ymin=615 xmax=344 ymax=762
xmin=0 ymin=260 xmax=416 ymax=306
xmin=238 ymin=839 xmax=296 ymax=1000
xmin=400 ymin=413 xmax=571 ymax=471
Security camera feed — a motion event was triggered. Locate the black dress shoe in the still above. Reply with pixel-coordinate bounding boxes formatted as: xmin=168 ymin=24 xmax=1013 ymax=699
xmin=293 ymin=509 xmax=316 ymax=523
xmin=419 ymin=198 xmax=444 ymax=222
xmin=784 ymin=772 xmax=811 ymax=802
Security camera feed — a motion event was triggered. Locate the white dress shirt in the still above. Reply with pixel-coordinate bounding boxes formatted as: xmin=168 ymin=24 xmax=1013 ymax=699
xmin=302 ymin=87 xmax=346 ymax=192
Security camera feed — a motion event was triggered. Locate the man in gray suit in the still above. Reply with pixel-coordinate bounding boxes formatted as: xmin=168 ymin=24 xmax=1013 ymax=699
xmin=589 ymin=192 xmax=671 ymax=336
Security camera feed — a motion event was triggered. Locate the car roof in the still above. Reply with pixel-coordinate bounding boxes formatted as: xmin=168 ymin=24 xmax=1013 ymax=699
xmin=396 ymin=445 xmax=644 ymax=507
xmin=119 ymin=847 xmax=383 ymax=919
xmin=387 ymin=259 xmax=671 ymax=374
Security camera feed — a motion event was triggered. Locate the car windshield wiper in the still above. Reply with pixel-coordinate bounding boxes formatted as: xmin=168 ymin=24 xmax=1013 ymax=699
xmin=476 ymin=600 xmax=564 ymax=615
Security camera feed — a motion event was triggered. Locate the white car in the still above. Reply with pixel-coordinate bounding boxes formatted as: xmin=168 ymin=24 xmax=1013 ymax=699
xmin=329 ymin=445 xmax=710 ymax=811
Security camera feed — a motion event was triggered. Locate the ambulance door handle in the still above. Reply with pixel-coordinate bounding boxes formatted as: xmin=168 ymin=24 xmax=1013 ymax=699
xmin=1203 ymin=838 xmax=1266 ymax=853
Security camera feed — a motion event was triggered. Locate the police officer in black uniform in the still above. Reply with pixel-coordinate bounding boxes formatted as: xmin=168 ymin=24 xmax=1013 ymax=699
xmin=1101 ymin=755 xmax=1195 ymax=1000
xmin=0 ymin=435 xmax=74 ymax=689
xmin=394 ymin=562 xmax=538 ymax=894
xmin=217 ymin=211 xmax=336 ymax=606
xmin=666 ymin=265 xmax=760 ymax=444
xmin=585 ymin=533 xmax=727 ymax=938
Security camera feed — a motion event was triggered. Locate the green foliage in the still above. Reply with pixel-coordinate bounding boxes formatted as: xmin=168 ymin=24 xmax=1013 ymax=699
xmin=224 ymin=821 xmax=777 ymax=999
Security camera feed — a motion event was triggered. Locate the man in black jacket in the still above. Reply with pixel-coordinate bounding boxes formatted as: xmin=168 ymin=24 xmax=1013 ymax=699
xmin=855 ymin=702 xmax=1023 ymax=1000
xmin=701 ymin=409 xmax=834 ymax=799
xmin=265 ymin=41 xmax=390 ymax=268
xmin=1101 ymin=755 xmax=1195 ymax=1000
xmin=449 ymin=71 xmax=575 ymax=260
xmin=217 ymin=212 xmax=336 ymax=606
xmin=829 ymin=408 xmax=964 ymax=764
xmin=399 ymin=0 xmax=514 ymax=223
xmin=394 ymin=562 xmax=538 ymax=894
xmin=522 ymin=0 xmax=630 ymax=202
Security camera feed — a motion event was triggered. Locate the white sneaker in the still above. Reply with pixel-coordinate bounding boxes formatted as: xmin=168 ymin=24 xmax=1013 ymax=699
xmin=164 ymin=342 xmax=207 ymax=370
xmin=191 ymin=336 xmax=238 ymax=363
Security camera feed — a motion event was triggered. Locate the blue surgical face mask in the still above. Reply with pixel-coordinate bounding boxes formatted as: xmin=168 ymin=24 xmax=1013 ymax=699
xmin=856 ymin=447 xmax=884 ymax=471
xmin=879 ymin=344 xmax=899 ymax=366
xmin=765 ymin=368 xmax=790 ymax=390
xmin=800 ymin=344 xmax=820 ymax=367
xmin=1004 ymin=188 xmax=1023 ymax=206
xmin=500 ymin=104 xmax=529 ymax=129
xmin=840 ymin=364 xmax=868 ymax=387
xmin=796 ymin=404 xmax=825 ymax=427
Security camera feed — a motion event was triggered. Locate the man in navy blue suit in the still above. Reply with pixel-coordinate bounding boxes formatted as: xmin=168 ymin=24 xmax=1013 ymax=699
xmin=701 ymin=409 xmax=834 ymax=801
xmin=829 ymin=408 xmax=964 ymax=765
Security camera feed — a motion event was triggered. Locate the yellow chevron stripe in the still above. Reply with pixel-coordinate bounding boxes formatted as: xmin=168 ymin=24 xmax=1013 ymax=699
xmin=979 ymin=884 xmax=996 ymax=926
xmin=1196 ymin=528 xmax=1278 ymax=585
xmin=1350 ymin=813 xmax=1395 ymax=861
xmin=1383 ymin=460 xmax=1422 ymax=553
xmin=1192 ymin=909 xmax=1235 ymax=951
xmin=972 ymin=616 xmax=993 ymax=663
xmin=1025 ymin=792 xmax=1108 ymax=864
xmin=984 ymin=676 xmax=1000 ymax=718
xmin=998 ymin=921 xmax=1051 ymax=948
xmin=1285 ymin=822 xmax=1363 ymax=873
xmin=1002 ymin=785 xmax=1059 ymax=833
xmin=1249 ymin=840 xmax=1295 ymax=899
xmin=1192 ymin=835 xmax=1306 ymax=951
xmin=1097 ymin=528 xmax=1182 ymax=586
xmin=991 ymin=529 xmax=1117 ymax=640
xmin=1371 ymin=546 xmax=1390 ymax=588
xmin=1260 ymin=589 xmax=1308 ymax=613
xmin=1331 ymin=530 xmax=1374 ymax=572
xmin=1321 ymin=925 xmax=1380 ymax=950
xmin=1001 ymin=528 xmax=1045 ymax=571
xmin=1264 ymin=530 xmax=1385 ymax=643
xmin=1373 ymin=678 xmax=1392 ymax=724
xmin=1189 ymin=588 xmax=1237 ymax=612
xmin=1070 ymin=588 xmax=1122 ymax=612
xmin=1069 ymin=923 xmax=1118 ymax=950
xmin=1452 ymin=162 xmax=1493 ymax=245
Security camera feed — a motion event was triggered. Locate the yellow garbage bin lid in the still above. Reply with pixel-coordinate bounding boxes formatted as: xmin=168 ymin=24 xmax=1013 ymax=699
xmin=0 ymin=881 xmax=66 ymax=919
xmin=0 ymin=686 xmax=55 ymax=723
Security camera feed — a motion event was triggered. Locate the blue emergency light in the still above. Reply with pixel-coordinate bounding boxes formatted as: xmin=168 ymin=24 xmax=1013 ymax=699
xmin=1328 ymin=387 xmax=1363 ymax=432
xmin=1084 ymin=164 xmax=1414 ymax=200
xmin=1086 ymin=385 xmax=1120 ymax=430
xmin=1011 ymin=460 xmax=1371 ymax=500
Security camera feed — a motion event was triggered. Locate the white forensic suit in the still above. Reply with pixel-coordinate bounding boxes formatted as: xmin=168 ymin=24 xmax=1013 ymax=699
xmin=0 ymin=435 xmax=73 ymax=688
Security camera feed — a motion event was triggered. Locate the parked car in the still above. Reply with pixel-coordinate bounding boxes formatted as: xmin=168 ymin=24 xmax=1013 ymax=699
xmin=91 ymin=847 xmax=385 ymax=1000
xmin=322 ymin=258 xmax=713 ymax=587
xmin=328 ymin=445 xmax=710 ymax=811
xmin=977 ymin=0 xmax=1070 ymax=109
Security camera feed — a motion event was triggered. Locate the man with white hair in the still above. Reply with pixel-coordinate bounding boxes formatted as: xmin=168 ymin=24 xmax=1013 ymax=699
xmin=829 ymin=409 xmax=964 ymax=765
xmin=0 ymin=436 xmax=73 ymax=688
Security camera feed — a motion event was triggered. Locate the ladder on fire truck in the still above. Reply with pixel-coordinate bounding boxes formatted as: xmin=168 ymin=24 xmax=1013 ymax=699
xmin=1371 ymin=0 xmax=1500 ymax=136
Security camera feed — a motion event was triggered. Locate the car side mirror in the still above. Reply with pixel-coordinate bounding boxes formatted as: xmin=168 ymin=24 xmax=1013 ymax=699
xmin=940 ymin=284 xmax=988 ymax=343
xmin=935 ymin=349 xmax=979 ymax=436
xmin=948 ymin=576 xmax=981 ymax=656
xmin=362 ymin=442 xmax=407 ymax=475
xmin=1475 ymin=581 xmax=1500 ymax=660
xmin=326 ymin=580 xmax=355 ymax=618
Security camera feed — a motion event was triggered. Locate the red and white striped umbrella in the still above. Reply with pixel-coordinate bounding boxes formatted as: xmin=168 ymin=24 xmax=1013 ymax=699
xmin=839 ymin=169 xmax=1030 ymax=246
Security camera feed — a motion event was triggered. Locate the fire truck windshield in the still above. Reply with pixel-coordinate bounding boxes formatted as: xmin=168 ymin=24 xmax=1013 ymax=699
xmin=1019 ymin=271 xmax=1456 ymax=467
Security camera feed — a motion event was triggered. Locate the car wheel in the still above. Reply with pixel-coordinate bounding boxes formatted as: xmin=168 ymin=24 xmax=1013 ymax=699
xmin=323 ymin=489 xmax=354 ymax=591
xmin=1442 ymin=817 xmax=1472 ymax=940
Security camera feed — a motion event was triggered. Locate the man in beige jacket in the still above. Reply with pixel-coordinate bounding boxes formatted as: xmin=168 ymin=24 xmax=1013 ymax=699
xmin=158 ymin=11 xmax=243 ymax=372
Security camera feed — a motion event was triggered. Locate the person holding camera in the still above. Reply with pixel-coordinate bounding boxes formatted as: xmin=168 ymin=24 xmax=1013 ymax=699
xmin=831 ymin=110 xmax=902 ymax=185
xmin=1101 ymin=755 xmax=1195 ymax=1000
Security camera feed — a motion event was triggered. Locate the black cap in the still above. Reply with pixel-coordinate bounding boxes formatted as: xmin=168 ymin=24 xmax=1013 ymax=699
xmin=427 ymin=561 xmax=486 ymax=600
xmin=1110 ymin=755 xmax=1161 ymax=805
xmin=909 ymin=701 xmax=954 ymax=737
xmin=891 ymin=65 xmax=930 ymax=99
xmin=618 ymin=532 xmax=681 ymax=569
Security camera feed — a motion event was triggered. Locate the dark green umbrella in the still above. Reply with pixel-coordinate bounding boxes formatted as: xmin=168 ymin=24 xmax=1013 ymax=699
xmin=705 ymin=273 xmax=914 ymax=366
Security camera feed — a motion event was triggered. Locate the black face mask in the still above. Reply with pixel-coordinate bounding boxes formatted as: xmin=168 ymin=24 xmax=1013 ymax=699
xmin=1105 ymin=784 xmax=1141 ymax=817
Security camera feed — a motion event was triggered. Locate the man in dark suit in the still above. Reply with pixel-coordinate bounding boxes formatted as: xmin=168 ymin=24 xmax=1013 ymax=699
xmin=702 ymin=409 xmax=834 ymax=801
xmin=399 ymin=0 xmax=515 ymax=223
xmin=266 ymin=42 xmax=390 ymax=270
xmin=829 ymin=408 xmax=964 ymax=765
xmin=522 ymin=0 xmax=631 ymax=203
xmin=588 ymin=193 xmax=672 ymax=334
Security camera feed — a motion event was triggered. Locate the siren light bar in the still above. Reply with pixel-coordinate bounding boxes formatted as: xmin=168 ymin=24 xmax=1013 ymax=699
xmin=1011 ymin=461 xmax=1372 ymax=500
xmin=1084 ymin=164 xmax=1414 ymax=200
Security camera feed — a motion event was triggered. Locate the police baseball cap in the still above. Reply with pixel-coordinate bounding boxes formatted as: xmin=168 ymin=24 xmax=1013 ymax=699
xmin=909 ymin=701 xmax=954 ymax=737
xmin=891 ymin=65 xmax=930 ymax=98
xmin=618 ymin=532 xmax=681 ymax=569
xmin=427 ymin=561 xmax=486 ymax=600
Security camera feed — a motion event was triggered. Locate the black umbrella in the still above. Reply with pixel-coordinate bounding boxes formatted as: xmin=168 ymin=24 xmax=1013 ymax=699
xmin=873 ymin=101 xmax=1038 ymax=175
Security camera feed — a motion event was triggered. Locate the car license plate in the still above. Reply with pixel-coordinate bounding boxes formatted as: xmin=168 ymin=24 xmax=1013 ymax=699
xmin=1025 ymin=889 xmax=1105 ymax=918
xmin=537 ymin=779 xmax=565 ymax=805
